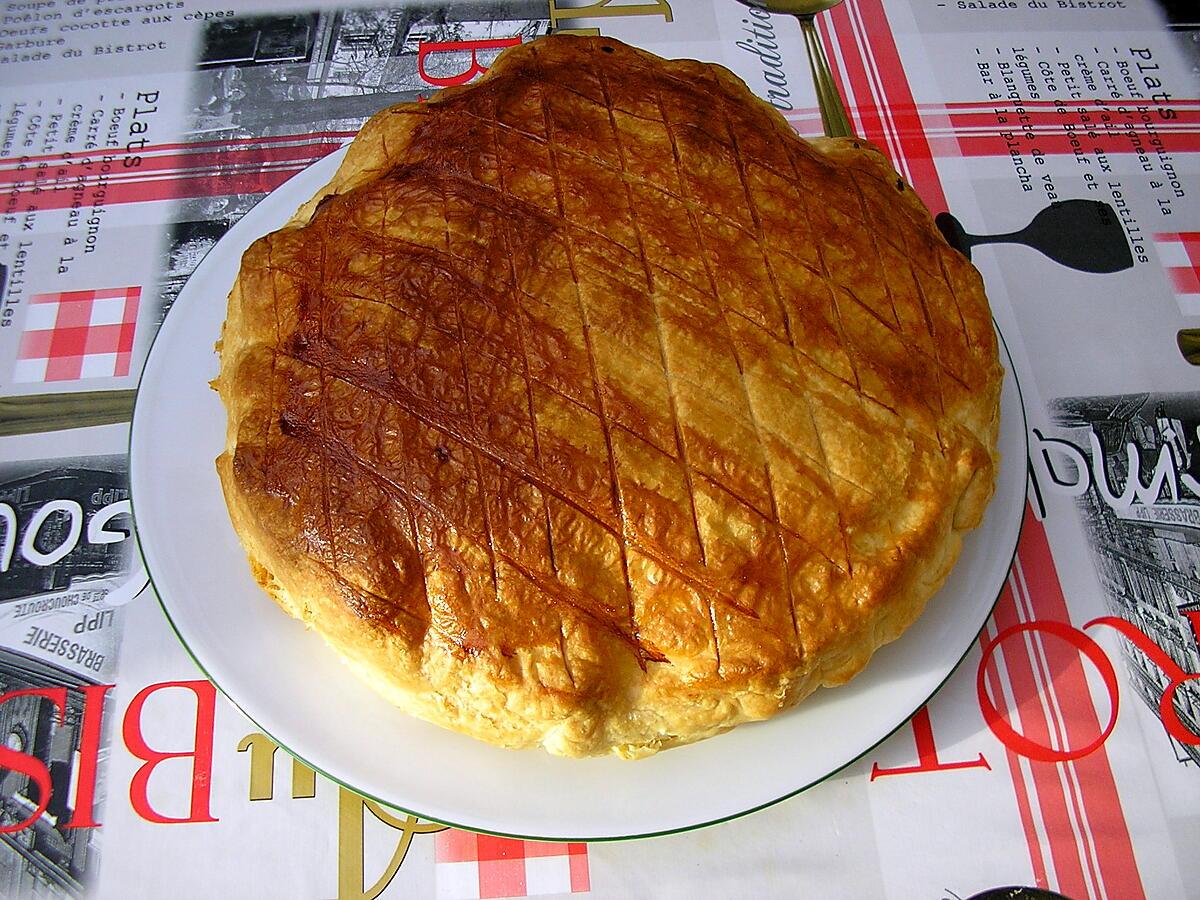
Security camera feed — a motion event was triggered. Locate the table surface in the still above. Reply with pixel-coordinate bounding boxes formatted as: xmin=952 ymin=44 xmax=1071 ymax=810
xmin=0 ymin=1 xmax=1198 ymax=898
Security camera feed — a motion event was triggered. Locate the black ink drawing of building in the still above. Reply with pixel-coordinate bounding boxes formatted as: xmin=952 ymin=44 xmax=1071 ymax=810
xmin=1051 ymin=392 xmax=1200 ymax=765
xmin=0 ymin=648 xmax=105 ymax=898
xmin=0 ymin=460 xmax=132 ymax=604
xmin=190 ymin=3 xmax=550 ymax=138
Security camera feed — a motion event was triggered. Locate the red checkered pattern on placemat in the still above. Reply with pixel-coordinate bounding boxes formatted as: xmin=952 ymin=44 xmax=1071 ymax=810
xmin=1153 ymin=233 xmax=1200 ymax=315
xmin=434 ymin=830 xmax=589 ymax=900
xmin=13 ymin=287 xmax=140 ymax=382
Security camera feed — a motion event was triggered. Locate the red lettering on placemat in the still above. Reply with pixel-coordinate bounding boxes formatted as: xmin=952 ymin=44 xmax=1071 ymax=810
xmin=869 ymin=707 xmax=990 ymax=780
xmin=122 ymin=679 xmax=218 ymax=824
xmin=417 ymin=37 xmax=522 ymax=88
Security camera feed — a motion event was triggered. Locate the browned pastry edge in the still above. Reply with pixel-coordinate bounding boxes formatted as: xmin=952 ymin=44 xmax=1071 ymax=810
xmin=215 ymin=34 xmax=1003 ymax=758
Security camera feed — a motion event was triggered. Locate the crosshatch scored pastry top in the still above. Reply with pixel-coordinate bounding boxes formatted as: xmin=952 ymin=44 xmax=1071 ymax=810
xmin=215 ymin=35 xmax=1001 ymax=758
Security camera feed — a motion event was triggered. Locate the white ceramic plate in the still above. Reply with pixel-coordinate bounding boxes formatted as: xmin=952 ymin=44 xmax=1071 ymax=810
xmin=130 ymin=148 xmax=1028 ymax=841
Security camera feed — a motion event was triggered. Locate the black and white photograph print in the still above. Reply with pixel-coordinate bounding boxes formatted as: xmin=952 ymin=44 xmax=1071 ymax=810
xmin=0 ymin=457 xmax=134 ymax=605
xmin=1045 ymin=392 xmax=1200 ymax=765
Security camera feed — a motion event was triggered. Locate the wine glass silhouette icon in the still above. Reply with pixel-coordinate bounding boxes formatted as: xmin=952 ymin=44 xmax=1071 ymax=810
xmin=936 ymin=200 xmax=1133 ymax=274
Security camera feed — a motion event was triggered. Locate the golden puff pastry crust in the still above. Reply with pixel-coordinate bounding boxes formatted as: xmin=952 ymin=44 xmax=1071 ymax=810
xmin=215 ymin=35 xmax=1002 ymax=758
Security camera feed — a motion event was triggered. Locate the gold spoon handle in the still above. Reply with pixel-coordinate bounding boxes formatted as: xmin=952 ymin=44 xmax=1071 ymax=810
xmin=797 ymin=14 xmax=854 ymax=138
xmin=1178 ymin=329 xmax=1200 ymax=367
xmin=0 ymin=390 xmax=136 ymax=437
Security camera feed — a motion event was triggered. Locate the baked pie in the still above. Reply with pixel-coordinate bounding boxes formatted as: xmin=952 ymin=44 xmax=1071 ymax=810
xmin=215 ymin=35 xmax=1002 ymax=758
